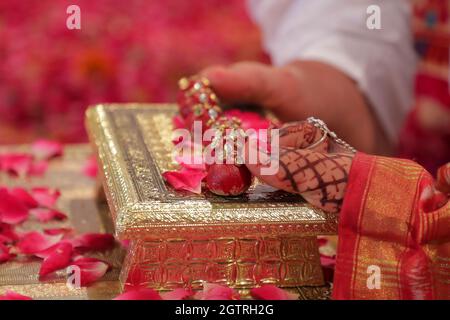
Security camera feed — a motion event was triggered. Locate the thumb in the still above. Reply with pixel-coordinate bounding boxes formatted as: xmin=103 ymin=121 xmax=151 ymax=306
xmin=201 ymin=62 xmax=288 ymax=109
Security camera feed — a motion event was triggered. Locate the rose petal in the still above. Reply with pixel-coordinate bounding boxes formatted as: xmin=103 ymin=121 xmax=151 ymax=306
xmin=27 ymin=160 xmax=49 ymax=176
xmin=39 ymin=242 xmax=73 ymax=276
xmin=72 ymin=233 xmax=115 ymax=252
xmin=0 ymin=153 xmax=33 ymax=176
xmin=30 ymin=187 xmax=60 ymax=208
xmin=17 ymin=231 xmax=63 ymax=255
xmin=175 ymin=155 xmax=206 ymax=171
xmin=44 ymin=228 xmax=74 ymax=236
xmin=0 ymin=243 xmax=14 ymax=263
xmin=162 ymin=168 xmax=207 ymax=194
xmin=31 ymin=140 xmax=63 ymax=160
xmin=0 ymin=188 xmax=29 ymax=224
xmin=69 ymin=257 xmax=110 ymax=286
xmin=82 ymin=156 xmax=98 ymax=178
xmin=320 ymin=254 xmax=336 ymax=268
xmin=0 ymin=290 xmax=32 ymax=300
xmin=0 ymin=223 xmax=19 ymax=244
xmin=250 ymin=285 xmax=298 ymax=300
xmin=9 ymin=188 xmax=38 ymax=208
xmin=30 ymin=208 xmax=67 ymax=223
xmin=114 ymin=288 xmax=162 ymax=300
xmin=195 ymin=283 xmax=240 ymax=300
xmin=161 ymin=288 xmax=194 ymax=300
xmin=172 ymin=115 xmax=187 ymax=130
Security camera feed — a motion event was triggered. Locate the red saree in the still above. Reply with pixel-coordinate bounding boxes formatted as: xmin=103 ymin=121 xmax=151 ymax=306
xmin=333 ymin=152 xmax=450 ymax=300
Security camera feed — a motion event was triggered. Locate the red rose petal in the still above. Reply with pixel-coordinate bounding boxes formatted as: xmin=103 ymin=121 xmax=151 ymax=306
xmin=194 ymin=283 xmax=240 ymax=300
xmin=0 ymin=223 xmax=19 ymax=244
xmin=162 ymin=168 xmax=207 ymax=194
xmin=0 ymin=153 xmax=33 ymax=176
xmin=250 ymin=285 xmax=298 ymax=300
xmin=161 ymin=288 xmax=194 ymax=300
xmin=114 ymin=288 xmax=162 ymax=300
xmin=0 ymin=290 xmax=32 ymax=300
xmin=17 ymin=231 xmax=63 ymax=255
xmin=82 ymin=156 xmax=98 ymax=178
xmin=44 ymin=228 xmax=74 ymax=236
xmin=0 ymin=243 xmax=14 ymax=263
xmin=28 ymin=160 xmax=49 ymax=177
xmin=70 ymin=257 xmax=110 ymax=287
xmin=9 ymin=188 xmax=39 ymax=209
xmin=0 ymin=188 xmax=29 ymax=224
xmin=72 ymin=233 xmax=115 ymax=252
xmin=39 ymin=242 xmax=73 ymax=276
xmin=31 ymin=140 xmax=63 ymax=160
xmin=175 ymin=155 xmax=206 ymax=171
xmin=30 ymin=187 xmax=60 ymax=208
xmin=30 ymin=208 xmax=67 ymax=223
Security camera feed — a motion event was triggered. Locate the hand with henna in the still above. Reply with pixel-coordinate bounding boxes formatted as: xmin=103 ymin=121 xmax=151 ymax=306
xmin=246 ymin=121 xmax=354 ymax=213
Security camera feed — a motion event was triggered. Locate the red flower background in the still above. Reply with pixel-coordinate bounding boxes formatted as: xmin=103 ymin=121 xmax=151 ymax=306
xmin=0 ymin=0 xmax=266 ymax=144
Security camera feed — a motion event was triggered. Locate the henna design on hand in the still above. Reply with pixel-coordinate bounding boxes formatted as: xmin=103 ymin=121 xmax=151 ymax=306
xmin=276 ymin=148 xmax=353 ymax=213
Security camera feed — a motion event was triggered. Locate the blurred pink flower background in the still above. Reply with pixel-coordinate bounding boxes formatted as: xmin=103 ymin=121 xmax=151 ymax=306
xmin=0 ymin=0 xmax=266 ymax=143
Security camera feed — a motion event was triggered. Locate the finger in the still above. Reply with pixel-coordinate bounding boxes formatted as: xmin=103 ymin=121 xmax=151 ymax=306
xmin=277 ymin=121 xmax=329 ymax=152
xmin=201 ymin=62 xmax=288 ymax=109
xmin=245 ymin=143 xmax=353 ymax=213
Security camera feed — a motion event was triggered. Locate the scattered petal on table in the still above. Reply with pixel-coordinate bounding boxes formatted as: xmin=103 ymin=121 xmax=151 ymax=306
xmin=9 ymin=188 xmax=39 ymax=209
xmin=31 ymin=140 xmax=63 ymax=160
xmin=82 ymin=155 xmax=98 ymax=178
xmin=0 ymin=188 xmax=29 ymax=224
xmin=30 ymin=208 xmax=67 ymax=223
xmin=162 ymin=168 xmax=206 ymax=194
xmin=0 ymin=290 xmax=32 ymax=300
xmin=39 ymin=242 xmax=73 ymax=276
xmin=72 ymin=233 xmax=115 ymax=252
xmin=70 ymin=257 xmax=110 ymax=287
xmin=17 ymin=231 xmax=63 ymax=254
xmin=0 ymin=243 xmax=14 ymax=263
xmin=30 ymin=187 xmax=61 ymax=208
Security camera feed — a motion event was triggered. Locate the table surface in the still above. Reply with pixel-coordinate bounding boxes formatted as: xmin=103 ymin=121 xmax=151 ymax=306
xmin=0 ymin=144 xmax=331 ymax=300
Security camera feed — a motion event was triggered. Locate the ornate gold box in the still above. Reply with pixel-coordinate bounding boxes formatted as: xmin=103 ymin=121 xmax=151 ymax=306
xmin=85 ymin=103 xmax=337 ymax=291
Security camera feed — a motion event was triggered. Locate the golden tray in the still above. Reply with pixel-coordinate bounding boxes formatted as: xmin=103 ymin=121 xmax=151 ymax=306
xmin=85 ymin=103 xmax=338 ymax=291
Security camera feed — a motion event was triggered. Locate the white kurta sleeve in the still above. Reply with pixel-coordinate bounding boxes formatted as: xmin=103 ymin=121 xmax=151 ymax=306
xmin=247 ymin=0 xmax=417 ymax=144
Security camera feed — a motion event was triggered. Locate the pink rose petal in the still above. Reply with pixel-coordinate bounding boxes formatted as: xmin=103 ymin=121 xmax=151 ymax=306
xmin=250 ymin=285 xmax=298 ymax=300
xmin=17 ymin=231 xmax=63 ymax=255
xmin=0 ymin=188 xmax=29 ymax=224
xmin=30 ymin=187 xmax=60 ymax=208
xmin=82 ymin=156 xmax=98 ymax=178
xmin=9 ymin=188 xmax=39 ymax=209
xmin=0 ymin=223 xmax=19 ymax=244
xmin=30 ymin=208 xmax=67 ymax=223
xmin=0 ymin=290 xmax=32 ymax=300
xmin=72 ymin=233 xmax=115 ymax=252
xmin=27 ymin=160 xmax=49 ymax=176
xmin=162 ymin=168 xmax=207 ymax=194
xmin=161 ymin=288 xmax=194 ymax=300
xmin=69 ymin=257 xmax=110 ymax=287
xmin=114 ymin=288 xmax=162 ymax=300
xmin=195 ymin=283 xmax=240 ymax=300
xmin=39 ymin=242 xmax=73 ymax=276
xmin=0 ymin=153 xmax=33 ymax=177
xmin=31 ymin=140 xmax=63 ymax=160
xmin=44 ymin=228 xmax=74 ymax=236
xmin=175 ymin=155 xmax=206 ymax=171
xmin=0 ymin=243 xmax=14 ymax=263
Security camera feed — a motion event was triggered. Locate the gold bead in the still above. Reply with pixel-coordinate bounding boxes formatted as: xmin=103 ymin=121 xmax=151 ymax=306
xmin=178 ymin=77 xmax=189 ymax=90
